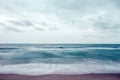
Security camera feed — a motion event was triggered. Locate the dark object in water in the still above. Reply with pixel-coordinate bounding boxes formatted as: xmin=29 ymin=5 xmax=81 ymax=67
xmin=59 ymin=47 xmax=64 ymax=48
xmin=113 ymin=47 xmax=118 ymax=48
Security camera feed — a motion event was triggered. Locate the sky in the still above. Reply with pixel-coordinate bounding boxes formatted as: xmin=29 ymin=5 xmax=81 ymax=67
xmin=0 ymin=0 xmax=120 ymax=44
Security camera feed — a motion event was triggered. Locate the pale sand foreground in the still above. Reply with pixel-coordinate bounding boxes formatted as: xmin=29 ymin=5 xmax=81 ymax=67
xmin=0 ymin=74 xmax=120 ymax=80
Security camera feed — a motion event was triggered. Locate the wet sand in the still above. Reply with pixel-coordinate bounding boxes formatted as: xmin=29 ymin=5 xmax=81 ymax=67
xmin=0 ymin=74 xmax=120 ymax=80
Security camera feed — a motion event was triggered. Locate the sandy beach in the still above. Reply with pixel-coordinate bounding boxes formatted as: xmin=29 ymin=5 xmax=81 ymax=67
xmin=0 ymin=74 xmax=120 ymax=80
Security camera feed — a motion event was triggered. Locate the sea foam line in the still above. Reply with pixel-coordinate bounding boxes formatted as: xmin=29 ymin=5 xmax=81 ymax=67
xmin=0 ymin=61 xmax=120 ymax=75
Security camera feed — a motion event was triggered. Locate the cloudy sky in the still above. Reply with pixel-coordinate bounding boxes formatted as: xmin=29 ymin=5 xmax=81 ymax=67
xmin=0 ymin=0 xmax=120 ymax=43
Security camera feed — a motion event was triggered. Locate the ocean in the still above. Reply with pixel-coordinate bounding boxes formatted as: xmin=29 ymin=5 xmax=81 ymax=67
xmin=0 ymin=44 xmax=120 ymax=75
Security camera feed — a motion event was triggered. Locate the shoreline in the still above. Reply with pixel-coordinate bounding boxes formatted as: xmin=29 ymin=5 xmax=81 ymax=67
xmin=0 ymin=73 xmax=120 ymax=80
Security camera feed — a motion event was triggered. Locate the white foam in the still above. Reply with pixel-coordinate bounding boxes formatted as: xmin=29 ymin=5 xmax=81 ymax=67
xmin=26 ymin=47 xmax=120 ymax=51
xmin=0 ymin=60 xmax=120 ymax=75
xmin=84 ymin=47 xmax=120 ymax=50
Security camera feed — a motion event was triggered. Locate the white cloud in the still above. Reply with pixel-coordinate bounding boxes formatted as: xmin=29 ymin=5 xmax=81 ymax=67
xmin=0 ymin=0 xmax=120 ymax=43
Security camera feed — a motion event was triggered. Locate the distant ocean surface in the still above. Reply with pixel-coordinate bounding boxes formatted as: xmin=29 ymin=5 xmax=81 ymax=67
xmin=0 ymin=44 xmax=120 ymax=75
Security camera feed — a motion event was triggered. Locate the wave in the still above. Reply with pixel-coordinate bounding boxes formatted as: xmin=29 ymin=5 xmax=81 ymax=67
xmin=0 ymin=44 xmax=120 ymax=51
xmin=0 ymin=47 xmax=120 ymax=51
xmin=0 ymin=44 xmax=120 ymax=75
xmin=0 ymin=48 xmax=19 ymax=50
xmin=0 ymin=60 xmax=120 ymax=75
xmin=0 ymin=46 xmax=120 ymax=64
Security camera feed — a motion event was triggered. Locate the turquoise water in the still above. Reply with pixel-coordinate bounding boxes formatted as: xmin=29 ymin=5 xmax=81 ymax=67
xmin=0 ymin=44 xmax=120 ymax=75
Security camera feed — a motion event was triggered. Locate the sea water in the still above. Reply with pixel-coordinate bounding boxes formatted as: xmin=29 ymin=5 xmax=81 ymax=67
xmin=0 ymin=44 xmax=120 ymax=75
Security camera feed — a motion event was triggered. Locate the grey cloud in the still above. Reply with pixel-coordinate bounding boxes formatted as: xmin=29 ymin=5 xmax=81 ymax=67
xmin=112 ymin=0 xmax=120 ymax=7
xmin=84 ymin=35 xmax=96 ymax=37
xmin=53 ymin=0 xmax=113 ymax=11
xmin=5 ymin=27 xmax=22 ymax=32
xmin=48 ymin=27 xmax=58 ymax=31
xmin=35 ymin=22 xmax=57 ymax=31
xmin=93 ymin=16 xmax=120 ymax=30
xmin=22 ymin=20 xmax=33 ymax=26
xmin=9 ymin=20 xmax=33 ymax=26
xmin=0 ymin=23 xmax=5 ymax=25
xmin=94 ymin=22 xmax=120 ymax=29
xmin=54 ymin=0 xmax=92 ymax=10
xmin=41 ymin=22 xmax=48 ymax=26
xmin=38 ymin=22 xmax=58 ymax=31
xmin=0 ymin=0 xmax=53 ymax=14
xmin=34 ymin=27 xmax=45 ymax=31
xmin=0 ymin=0 xmax=117 ymax=14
